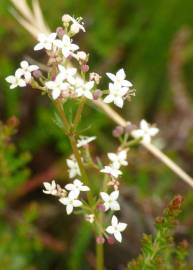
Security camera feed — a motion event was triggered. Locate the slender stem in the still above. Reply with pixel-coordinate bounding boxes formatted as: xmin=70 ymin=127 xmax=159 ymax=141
xmin=96 ymin=242 xmax=104 ymax=270
xmin=73 ymin=97 xmax=86 ymax=129
xmin=53 ymin=100 xmax=93 ymax=203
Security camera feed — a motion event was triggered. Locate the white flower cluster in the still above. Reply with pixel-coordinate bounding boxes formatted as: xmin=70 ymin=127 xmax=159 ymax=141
xmin=43 ymin=178 xmax=90 ymax=215
xmin=99 ymin=149 xmax=128 ymax=241
xmin=5 ymin=15 xmax=134 ymax=109
xmin=6 ymin=61 xmax=39 ymax=89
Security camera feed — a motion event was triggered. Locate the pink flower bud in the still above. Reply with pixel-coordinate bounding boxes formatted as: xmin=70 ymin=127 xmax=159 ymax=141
xmin=107 ymin=236 xmax=115 ymax=245
xmin=112 ymin=126 xmax=124 ymax=137
xmin=96 ymin=236 xmax=105 ymax=244
xmin=56 ymin=27 xmax=65 ymax=38
xmin=81 ymin=64 xmax=89 ymax=73
xmin=32 ymin=69 xmax=42 ymax=79
xmin=125 ymin=123 xmax=136 ymax=134
xmin=97 ymin=204 xmax=106 ymax=212
xmin=93 ymin=89 xmax=102 ymax=100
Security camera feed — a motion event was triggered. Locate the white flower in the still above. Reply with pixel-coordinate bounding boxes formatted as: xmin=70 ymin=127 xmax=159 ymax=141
xmin=103 ymin=83 xmax=128 ymax=108
xmin=54 ymin=35 xmax=79 ymax=58
xmin=6 ymin=69 xmax=26 ymax=89
xmin=66 ymin=157 xmax=81 ymax=178
xmin=58 ymin=65 xmax=77 ymax=85
xmin=76 ymin=81 xmax=94 ymax=99
xmin=131 ymin=119 xmax=159 ymax=144
xmin=45 ymin=73 xmax=69 ymax=99
xmin=106 ymin=215 xmax=127 ymax=242
xmin=17 ymin=61 xmax=39 ymax=82
xmin=106 ymin=69 xmax=132 ymax=88
xmin=107 ymin=150 xmax=128 ymax=169
xmin=62 ymin=15 xmax=85 ymax=33
xmin=76 ymin=51 xmax=87 ymax=61
xmin=85 ymin=214 xmax=95 ymax=223
xmin=100 ymin=191 xmax=120 ymax=211
xmin=77 ymin=136 xmax=96 ymax=148
xmin=100 ymin=165 xmax=122 ymax=178
xmin=43 ymin=180 xmax=57 ymax=195
xmin=65 ymin=179 xmax=90 ymax=198
xmin=59 ymin=192 xmax=82 ymax=215
xmin=34 ymin=33 xmax=57 ymax=51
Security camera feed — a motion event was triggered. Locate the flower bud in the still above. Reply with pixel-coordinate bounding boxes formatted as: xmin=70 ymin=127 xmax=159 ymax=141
xmin=112 ymin=126 xmax=124 ymax=137
xmin=93 ymin=89 xmax=102 ymax=100
xmin=81 ymin=64 xmax=89 ymax=73
xmin=107 ymin=236 xmax=115 ymax=245
xmin=125 ymin=122 xmax=136 ymax=134
xmin=96 ymin=236 xmax=105 ymax=244
xmin=77 ymin=51 xmax=88 ymax=62
xmin=32 ymin=69 xmax=42 ymax=79
xmin=56 ymin=27 xmax=65 ymax=38
xmin=62 ymin=14 xmax=72 ymax=23
xmin=97 ymin=204 xmax=106 ymax=212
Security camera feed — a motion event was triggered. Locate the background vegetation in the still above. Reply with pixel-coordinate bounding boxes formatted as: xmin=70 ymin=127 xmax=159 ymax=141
xmin=0 ymin=0 xmax=193 ymax=269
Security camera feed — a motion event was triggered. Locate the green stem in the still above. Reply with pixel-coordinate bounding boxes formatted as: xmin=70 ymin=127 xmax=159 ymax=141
xmin=53 ymin=99 xmax=93 ymax=203
xmin=96 ymin=239 xmax=104 ymax=270
xmin=73 ymin=97 xmax=86 ymax=129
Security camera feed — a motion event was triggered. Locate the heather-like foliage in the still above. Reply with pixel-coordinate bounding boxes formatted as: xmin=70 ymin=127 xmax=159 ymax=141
xmin=128 ymin=195 xmax=192 ymax=270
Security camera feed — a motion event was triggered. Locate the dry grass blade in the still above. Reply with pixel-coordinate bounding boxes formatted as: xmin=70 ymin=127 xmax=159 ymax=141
xmin=10 ymin=1 xmax=193 ymax=188
xmin=32 ymin=0 xmax=50 ymax=34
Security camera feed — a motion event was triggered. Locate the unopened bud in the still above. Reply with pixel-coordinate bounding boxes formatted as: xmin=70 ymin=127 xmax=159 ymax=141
xmin=97 ymin=204 xmax=106 ymax=212
xmin=32 ymin=69 xmax=42 ymax=79
xmin=96 ymin=236 xmax=105 ymax=244
xmin=62 ymin=14 xmax=72 ymax=23
xmin=56 ymin=27 xmax=65 ymax=38
xmin=125 ymin=122 xmax=136 ymax=134
xmin=77 ymin=51 xmax=88 ymax=62
xmin=81 ymin=64 xmax=89 ymax=73
xmin=93 ymin=89 xmax=102 ymax=100
xmin=107 ymin=236 xmax=115 ymax=245
xmin=112 ymin=126 xmax=124 ymax=137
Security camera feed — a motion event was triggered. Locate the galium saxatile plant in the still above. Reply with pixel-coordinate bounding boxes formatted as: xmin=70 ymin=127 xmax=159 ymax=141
xmin=5 ymin=14 xmax=160 ymax=269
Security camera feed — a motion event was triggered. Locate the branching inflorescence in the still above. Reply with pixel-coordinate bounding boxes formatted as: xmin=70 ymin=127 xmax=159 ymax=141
xmin=5 ymin=14 xmax=160 ymax=269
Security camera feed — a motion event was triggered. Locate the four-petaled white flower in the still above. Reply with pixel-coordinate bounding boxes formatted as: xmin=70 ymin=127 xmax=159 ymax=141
xmin=62 ymin=15 xmax=85 ymax=33
xmin=100 ymin=165 xmax=122 ymax=178
xmin=59 ymin=192 xmax=82 ymax=215
xmin=106 ymin=69 xmax=133 ymax=88
xmin=100 ymin=191 xmax=120 ymax=211
xmin=103 ymin=83 xmax=128 ymax=108
xmin=66 ymin=157 xmax=81 ymax=178
xmin=54 ymin=35 xmax=79 ymax=58
xmin=76 ymin=80 xmax=94 ymax=100
xmin=34 ymin=33 xmax=57 ymax=51
xmin=58 ymin=65 xmax=77 ymax=85
xmin=77 ymin=136 xmax=96 ymax=148
xmin=108 ymin=150 xmax=128 ymax=169
xmin=43 ymin=180 xmax=57 ymax=195
xmin=131 ymin=119 xmax=159 ymax=144
xmin=106 ymin=215 xmax=127 ymax=242
xmin=17 ymin=61 xmax=39 ymax=82
xmin=45 ymin=73 xmax=69 ymax=100
xmin=6 ymin=69 xmax=26 ymax=89
xmin=65 ymin=179 xmax=90 ymax=197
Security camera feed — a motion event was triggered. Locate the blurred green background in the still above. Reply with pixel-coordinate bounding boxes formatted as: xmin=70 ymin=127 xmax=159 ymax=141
xmin=0 ymin=0 xmax=193 ymax=269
